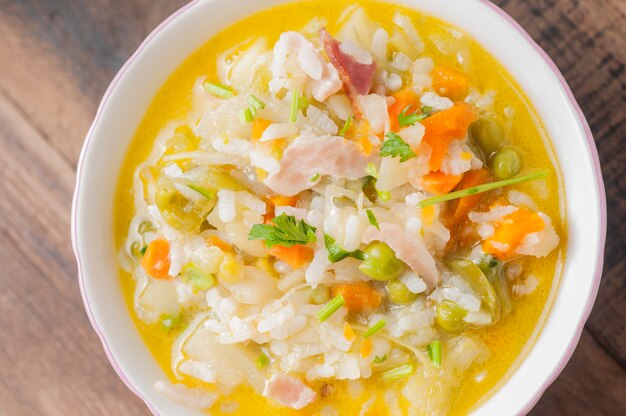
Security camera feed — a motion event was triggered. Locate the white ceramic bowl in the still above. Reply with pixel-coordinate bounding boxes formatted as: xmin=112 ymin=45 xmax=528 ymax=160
xmin=71 ymin=0 xmax=607 ymax=414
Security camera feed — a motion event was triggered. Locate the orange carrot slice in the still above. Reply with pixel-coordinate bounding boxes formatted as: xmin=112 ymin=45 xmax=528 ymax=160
xmin=484 ymin=208 xmax=545 ymax=259
xmin=454 ymin=168 xmax=492 ymax=220
xmin=422 ymin=171 xmax=464 ymax=195
xmin=269 ymin=244 xmax=314 ymax=269
xmin=432 ymin=64 xmax=470 ymax=102
xmin=141 ymin=239 xmax=171 ymax=280
xmin=251 ymin=118 xmax=272 ymax=140
xmin=332 ymin=282 xmax=382 ymax=312
xmin=361 ymin=339 xmax=373 ymax=358
xmin=207 ymin=235 xmax=233 ymax=253
xmin=388 ymin=88 xmax=419 ymax=132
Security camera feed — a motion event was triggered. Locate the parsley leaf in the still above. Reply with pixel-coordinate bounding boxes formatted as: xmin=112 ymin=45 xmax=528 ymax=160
xmin=365 ymin=209 xmax=379 ymax=229
xmin=373 ymin=354 xmax=388 ymax=364
xmin=324 ymin=234 xmax=365 ymax=263
xmin=380 ymin=132 xmax=417 ymax=162
xmin=398 ymin=105 xmax=435 ymax=127
xmin=248 ymin=213 xmax=317 ymax=248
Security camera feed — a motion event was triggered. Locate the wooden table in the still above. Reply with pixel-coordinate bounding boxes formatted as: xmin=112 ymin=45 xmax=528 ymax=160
xmin=0 ymin=1 xmax=624 ymax=414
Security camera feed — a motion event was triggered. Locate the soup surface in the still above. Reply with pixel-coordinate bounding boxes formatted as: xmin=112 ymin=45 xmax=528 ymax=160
xmin=115 ymin=1 xmax=566 ymax=414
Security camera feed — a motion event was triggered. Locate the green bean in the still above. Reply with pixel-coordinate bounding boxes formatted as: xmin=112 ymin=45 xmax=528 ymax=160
xmin=448 ymin=259 xmax=498 ymax=314
xmin=358 ymin=242 xmax=404 ymax=281
xmin=387 ymin=279 xmax=418 ymax=304
xmin=435 ymin=300 xmax=468 ymax=332
xmin=469 ymin=116 xmax=505 ymax=154
xmin=489 ymin=147 xmax=523 ymax=180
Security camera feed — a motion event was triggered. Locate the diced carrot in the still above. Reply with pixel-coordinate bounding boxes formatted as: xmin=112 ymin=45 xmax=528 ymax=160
xmin=332 ymin=282 xmax=382 ymax=312
xmin=420 ymin=102 xmax=477 ymax=171
xmin=422 ymin=170 xmax=464 ymax=195
xmin=269 ymin=195 xmax=299 ymax=207
xmin=343 ymin=322 xmax=356 ymax=342
xmin=484 ymin=208 xmax=545 ymax=259
xmin=388 ymin=88 xmax=419 ymax=132
xmin=346 ymin=119 xmax=376 ymax=156
xmin=141 ymin=239 xmax=171 ymax=280
xmin=269 ymin=244 xmax=314 ymax=269
xmin=207 ymin=235 xmax=233 ymax=252
xmin=454 ymin=168 xmax=492 ymax=220
xmin=360 ymin=339 xmax=373 ymax=358
xmin=251 ymin=118 xmax=272 ymax=140
xmin=432 ymin=64 xmax=470 ymax=102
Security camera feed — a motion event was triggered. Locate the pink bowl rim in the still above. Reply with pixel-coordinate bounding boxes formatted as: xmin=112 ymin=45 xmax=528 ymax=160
xmin=70 ymin=1 xmax=607 ymax=415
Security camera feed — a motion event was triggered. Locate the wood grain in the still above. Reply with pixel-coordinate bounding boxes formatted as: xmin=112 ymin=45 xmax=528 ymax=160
xmin=0 ymin=0 xmax=623 ymax=415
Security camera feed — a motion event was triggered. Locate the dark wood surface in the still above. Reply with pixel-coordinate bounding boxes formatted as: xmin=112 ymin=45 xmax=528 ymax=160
xmin=0 ymin=0 xmax=624 ymax=414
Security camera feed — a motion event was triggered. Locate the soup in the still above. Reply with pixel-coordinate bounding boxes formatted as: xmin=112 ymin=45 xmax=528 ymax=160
xmin=115 ymin=1 xmax=566 ymax=414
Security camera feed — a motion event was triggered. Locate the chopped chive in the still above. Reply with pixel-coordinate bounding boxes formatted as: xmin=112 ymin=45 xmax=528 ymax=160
xmin=315 ymin=295 xmax=345 ymax=322
xmin=377 ymin=189 xmax=391 ymax=202
xmin=298 ymin=95 xmax=310 ymax=111
xmin=310 ymin=173 xmax=321 ymax=182
xmin=188 ymin=184 xmax=215 ymax=200
xmin=366 ymin=162 xmax=378 ymax=178
xmin=203 ymin=82 xmax=234 ymax=98
xmin=256 ymin=353 xmax=270 ymax=369
xmin=139 ymin=245 xmax=148 ymax=255
xmin=418 ymin=170 xmax=548 ymax=208
xmin=373 ymin=354 xmax=388 ymax=364
xmin=427 ymin=340 xmax=442 ymax=367
xmin=290 ymin=89 xmax=300 ymax=123
xmin=339 ymin=116 xmax=352 ymax=136
xmin=362 ymin=320 xmax=386 ymax=338
xmin=248 ymin=94 xmax=266 ymax=111
xmin=421 ymin=106 xmax=434 ymax=117
xmin=365 ymin=209 xmax=379 ymax=230
xmin=382 ymin=364 xmax=414 ymax=382
xmin=239 ymin=107 xmax=254 ymax=124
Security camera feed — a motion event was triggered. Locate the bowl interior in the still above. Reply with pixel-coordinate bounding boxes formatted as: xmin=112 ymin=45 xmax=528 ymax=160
xmin=72 ymin=0 xmax=606 ymax=415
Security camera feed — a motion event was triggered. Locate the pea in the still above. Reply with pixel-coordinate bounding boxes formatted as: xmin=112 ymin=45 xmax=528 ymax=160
xmin=387 ymin=279 xmax=417 ymax=304
xmin=310 ymin=285 xmax=331 ymax=305
xmin=358 ymin=242 xmax=404 ymax=281
xmin=489 ymin=147 xmax=523 ymax=180
xmin=469 ymin=116 xmax=505 ymax=154
xmin=435 ymin=300 xmax=468 ymax=332
xmin=448 ymin=259 xmax=498 ymax=314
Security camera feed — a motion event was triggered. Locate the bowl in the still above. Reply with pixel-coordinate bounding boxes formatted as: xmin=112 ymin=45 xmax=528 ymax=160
xmin=71 ymin=0 xmax=607 ymax=414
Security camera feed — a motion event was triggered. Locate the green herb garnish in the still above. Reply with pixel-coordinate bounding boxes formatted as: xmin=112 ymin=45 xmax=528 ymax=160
xmin=365 ymin=209 xmax=379 ymax=230
xmin=203 ymin=82 xmax=234 ymax=98
xmin=362 ymin=320 xmax=386 ymax=338
xmin=418 ymin=170 xmax=548 ymax=208
xmin=380 ymin=132 xmax=417 ymax=162
xmin=426 ymin=340 xmax=442 ymax=367
xmin=248 ymin=213 xmax=317 ymax=248
xmin=248 ymin=95 xmax=266 ymax=112
xmin=239 ymin=107 xmax=254 ymax=124
xmin=160 ymin=314 xmax=182 ymax=331
xmin=315 ymin=295 xmax=345 ymax=322
xmin=310 ymin=173 xmax=321 ymax=182
xmin=290 ymin=89 xmax=300 ymax=123
xmin=339 ymin=116 xmax=352 ymax=136
xmin=373 ymin=354 xmax=388 ymax=364
xmin=139 ymin=245 xmax=148 ymax=256
xmin=382 ymin=364 xmax=414 ymax=382
xmin=377 ymin=189 xmax=391 ymax=202
xmin=324 ymin=234 xmax=365 ymax=263
xmin=188 ymin=184 xmax=216 ymax=200
xmin=256 ymin=353 xmax=270 ymax=369
xmin=365 ymin=162 xmax=378 ymax=178
xmin=397 ymin=105 xmax=426 ymax=127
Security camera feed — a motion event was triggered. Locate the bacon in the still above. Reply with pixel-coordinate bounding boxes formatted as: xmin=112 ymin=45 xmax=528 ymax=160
xmin=321 ymin=28 xmax=377 ymax=110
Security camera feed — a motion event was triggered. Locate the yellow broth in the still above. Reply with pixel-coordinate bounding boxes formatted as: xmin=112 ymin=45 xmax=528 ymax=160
xmin=114 ymin=0 xmax=566 ymax=414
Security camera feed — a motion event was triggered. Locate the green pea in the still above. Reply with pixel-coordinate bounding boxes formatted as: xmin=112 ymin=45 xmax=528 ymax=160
xmin=435 ymin=300 xmax=468 ymax=332
xmin=387 ymin=279 xmax=417 ymax=304
xmin=489 ymin=147 xmax=523 ymax=180
xmin=469 ymin=116 xmax=505 ymax=154
xmin=310 ymin=285 xmax=331 ymax=305
xmin=448 ymin=259 xmax=498 ymax=314
xmin=358 ymin=242 xmax=404 ymax=281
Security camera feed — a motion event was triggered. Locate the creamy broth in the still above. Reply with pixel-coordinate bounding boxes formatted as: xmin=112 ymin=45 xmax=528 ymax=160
xmin=114 ymin=1 xmax=565 ymax=414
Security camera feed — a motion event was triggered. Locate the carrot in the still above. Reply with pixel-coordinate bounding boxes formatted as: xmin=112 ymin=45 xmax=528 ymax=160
xmin=269 ymin=244 xmax=314 ymax=269
xmin=343 ymin=322 xmax=356 ymax=341
xmin=251 ymin=118 xmax=272 ymax=140
xmin=331 ymin=282 xmax=382 ymax=312
xmin=360 ymin=339 xmax=373 ymax=358
xmin=207 ymin=235 xmax=233 ymax=252
xmin=269 ymin=195 xmax=299 ymax=207
xmin=432 ymin=64 xmax=470 ymax=102
xmin=141 ymin=239 xmax=171 ymax=280
xmin=422 ymin=170 xmax=464 ymax=195
xmin=484 ymin=208 xmax=545 ymax=259
xmin=388 ymin=88 xmax=419 ymax=132
xmin=454 ymin=168 xmax=492 ymax=220
xmin=420 ymin=102 xmax=477 ymax=171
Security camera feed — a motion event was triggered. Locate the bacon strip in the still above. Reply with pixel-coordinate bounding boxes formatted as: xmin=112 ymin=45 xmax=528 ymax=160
xmin=321 ymin=28 xmax=376 ymax=109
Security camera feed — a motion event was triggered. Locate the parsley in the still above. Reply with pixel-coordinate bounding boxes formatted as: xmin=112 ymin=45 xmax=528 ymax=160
xmin=248 ymin=213 xmax=317 ymax=248
xmin=339 ymin=116 xmax=352 ymax=136
xmin=365 ymin=209 xmax=379 ymax=229
xmin=397 ymin=105 xmax=435 ymax=127
xmin=373 ymin=354 xmax=388 ymax=364
xmin=380 ymin=132 xmax=417 ymax=162
xmin=324 ymin=234 xmax=365 ymax=263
